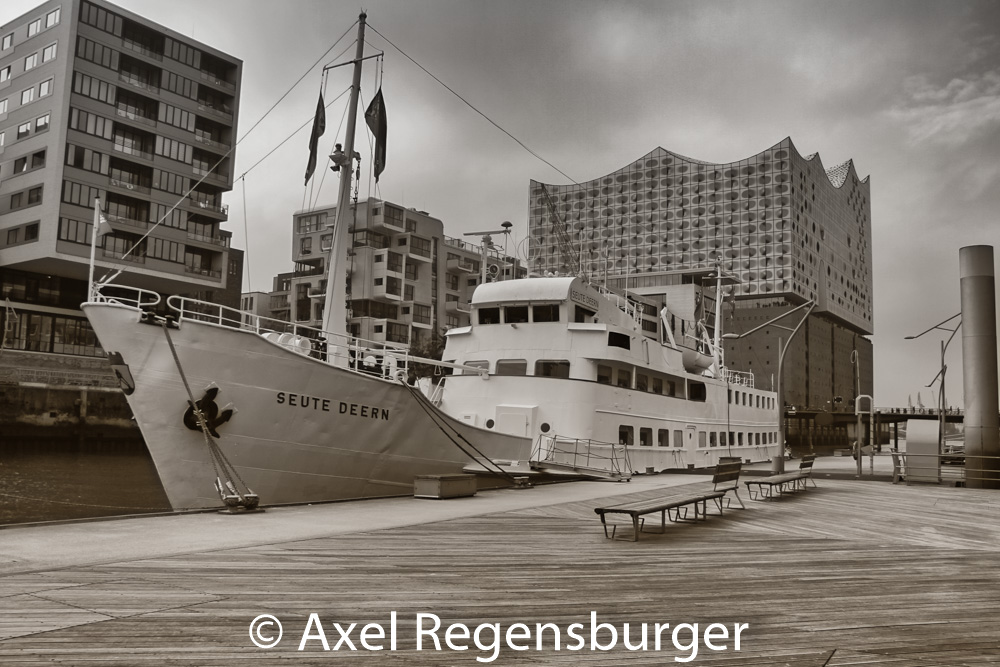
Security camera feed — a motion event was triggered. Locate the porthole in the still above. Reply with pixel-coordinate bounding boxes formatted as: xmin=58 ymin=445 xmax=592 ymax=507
xmin=485 ymin=419 xmax=495 ymax=429
xmin=540 ymin=423 xmax=551 ymax=433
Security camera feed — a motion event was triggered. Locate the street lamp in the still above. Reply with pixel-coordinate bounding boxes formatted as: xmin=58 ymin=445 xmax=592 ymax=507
xmin=723 ymin=300 xmax=815 ymax=474
xmin=905 ymin=312 xmax=962 ymax=458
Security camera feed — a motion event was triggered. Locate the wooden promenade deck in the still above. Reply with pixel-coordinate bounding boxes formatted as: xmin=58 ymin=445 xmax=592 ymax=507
xmin=2 ymin=475 xmax=1000 ymax=665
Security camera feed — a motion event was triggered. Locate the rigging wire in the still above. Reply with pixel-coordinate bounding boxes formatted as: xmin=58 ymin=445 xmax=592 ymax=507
xmin=367 ymin=23 xmax=579 ymax=186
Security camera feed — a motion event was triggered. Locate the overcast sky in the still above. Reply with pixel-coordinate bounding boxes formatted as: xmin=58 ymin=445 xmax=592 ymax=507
xmin=6 ymin=0 xmax=1000 ymax=409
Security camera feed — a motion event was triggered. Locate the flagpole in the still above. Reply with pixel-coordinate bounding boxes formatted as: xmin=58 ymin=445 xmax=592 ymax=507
xmin=88 ymin=197 xmax=101 ymax=301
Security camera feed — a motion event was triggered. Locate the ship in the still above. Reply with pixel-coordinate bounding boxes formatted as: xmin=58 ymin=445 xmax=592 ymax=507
xmin=433 ymin=272 xmax=783 ymax=479
xmin=81 ymin=13 xmax=532 ymax=510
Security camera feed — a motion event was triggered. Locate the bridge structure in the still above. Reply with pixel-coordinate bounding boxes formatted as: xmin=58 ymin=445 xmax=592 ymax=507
xmin=782 ymin=406 xmax=965 ymax=452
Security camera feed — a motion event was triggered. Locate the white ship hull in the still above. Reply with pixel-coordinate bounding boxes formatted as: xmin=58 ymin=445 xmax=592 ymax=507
xmin=83 ymin=301 xmax=532 ymax=510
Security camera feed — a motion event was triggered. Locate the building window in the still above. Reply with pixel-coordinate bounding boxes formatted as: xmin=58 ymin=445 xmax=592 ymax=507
xmin=2 ymin=33 xmax=12 ymax=50
xmin=24 ymin=223 xmax=39 ymax=241
xmin=24 ymin=53 xmax=38 ymax=71
xmin=17 ymin=122 xmax=31 ymax=139
xmin=28 ymin=19 xmax=41 ymax=37
xmin=21 ymin=88 xmax=35 ymax=105
xmin=0 ymin=98 xmax=7 ymax=114
xmin=7 ymin=228 xmax=18 ymax=244
xmin=0 ymin=65 xmax=10 ymax=83
xmin=35 ymin=113 xmax=49 ymax=131
xmin=45 ymin=8 xmax=61 ymax=28
xmin=299 ymin=237 xmax=312 ymax=254
xmin=10 ymin=192 xmax=23 ymax=209
xmin=39 ymin=79 xmax=52 ymax=98
xmin=42 ymin=43 xmax=56 ymax=61
xmin=27 ymin=186 xmax=42 ymax=205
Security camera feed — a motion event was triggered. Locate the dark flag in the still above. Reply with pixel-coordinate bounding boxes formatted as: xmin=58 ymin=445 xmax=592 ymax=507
xmin=365 ymin=87 xmax=387 ymax=182
xmin=304 ymin=93 xmax=326 ymax=185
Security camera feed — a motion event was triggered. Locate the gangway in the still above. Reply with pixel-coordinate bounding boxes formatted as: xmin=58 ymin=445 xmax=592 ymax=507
xmin=529 ymin=435 xmax=632 ymax=481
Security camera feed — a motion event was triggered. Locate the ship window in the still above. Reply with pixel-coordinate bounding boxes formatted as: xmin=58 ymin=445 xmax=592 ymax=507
xmin=616 ymin=368 xmax=631 ymax=388
xmin=536 ymin=360 xmax=570 ymax=378
xmin=709 ymin=432 xmax=717 ymax=447
xmin=618 ymin=425 xmax=633 ymax=446
xmin=667 ymin=380 xmax=676 ymax=397
xmin=597 ymin=365 xmax=612 ymax=385
xmin=478 ymin=307 xmax=500 ymax=325
xmin=673 ymin=430 xmax=683 ymax=447
xmin=532 ymin=304 xmax=559 ymax=322
xmin=505 ymin=305 xmax=529 ymax=323
xmin=755 ymin=432 xmax=761 ymax=446
xmin=658 ymin=429 xmax=669 ymax=447
xmin=463 ymin=360 xmax=489 ymax=375
xmin=652 ymin=377 xmax=663 ymax=394
xmin=738 ymin=432 xmax=744 ymax=446
xmin=496 ymin=359 xmax=527 ymax=376
xmin=636 ymin=374 xmax=648 ymax=392
xmin=639 ymin=428 xmax=652 ymax=447
xmin=608 ymin=331 xmax=631 ymax=350
xmin=720 ymin=432 xmax=728 ymax=447
xmin=689 ymin=382 xmax=706 ymax=402
xmin=698 ymin=432 xmax=707 ymax=448
xmin=574 ymin=305 xmax=595 ymax=323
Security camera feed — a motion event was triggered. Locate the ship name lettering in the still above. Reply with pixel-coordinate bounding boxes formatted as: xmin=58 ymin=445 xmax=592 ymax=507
xmin=340 ymin=402 xmax=390 ymax=420
xmin=275 ymin=392 xmax=390 ymax=420
xmin=570 ymin=289 xmax=599 ymax=309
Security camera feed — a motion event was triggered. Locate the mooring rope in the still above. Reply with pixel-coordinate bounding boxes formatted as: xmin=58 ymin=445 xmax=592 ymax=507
xmin=160 ymin=322 xmax=258 ymax=508
xmin=400 ymin=380 xmax=522 ymax=485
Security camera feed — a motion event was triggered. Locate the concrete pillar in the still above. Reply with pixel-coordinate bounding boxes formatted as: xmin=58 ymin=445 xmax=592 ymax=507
xmin=959 ymin=245 xmax=1000 ymax=488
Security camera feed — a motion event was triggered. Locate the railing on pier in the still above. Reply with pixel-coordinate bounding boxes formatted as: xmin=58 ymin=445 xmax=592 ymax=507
xmin=891 ymin=450 xmax=1000 ymax=487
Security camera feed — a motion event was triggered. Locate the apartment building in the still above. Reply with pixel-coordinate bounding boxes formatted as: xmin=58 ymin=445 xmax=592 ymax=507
xmin=288 ymin=198 xmax=523 ymax=346
xmin=0 ymin=0 xmax=241 ymax=360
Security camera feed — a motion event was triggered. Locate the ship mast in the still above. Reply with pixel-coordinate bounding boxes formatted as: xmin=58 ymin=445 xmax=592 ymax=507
xmin=321 ymin=12 xmax=368 ymax=365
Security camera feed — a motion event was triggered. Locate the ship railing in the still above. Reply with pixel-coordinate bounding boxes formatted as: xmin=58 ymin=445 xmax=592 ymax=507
xmin=720 ymin=367 xmax=755 ymax=388
xmin=532 ymin=435 xmax=632 ymax=476
xmin=89 ymin=284 xmax=162 ymax=310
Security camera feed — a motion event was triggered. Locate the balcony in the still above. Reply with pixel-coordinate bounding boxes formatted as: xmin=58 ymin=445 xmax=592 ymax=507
xmin=102 ymin=248 xmax=145 ymax=263
xmin=446 ymin=299 xmax=471 ymax=314
xmin=105 ymin=213 xmax=150 ymax=232
xmin=200 ymin=70 xmax=235 ymax=92
xmin=112 ymin=142 xmax=154 ymax=161
xmin=187 ymin=193 xmax=229 ymax=216
xmin=447 ymin=257 xmax=476 ymax=273
xmin=186 ymin=231 xmax=230 ymax=248
xmin=194 ymin=133 xmax=231 ymax=152
xmin=118 ymin=72 xmax=159 ymax=94
xmin=108 ymin=177 xmax=151 ymax=196
xmin=193 ymin=166 xmax=229 ymax=185
xmin=115 ymin=106 xmax=157 ymax=129
xmin=197 ymin=102 xmax=232 ymax=120
xmin=121 ymin=37 xmax=162 ymax=61
xmin=184 ymin=265 xmax=223 ymax=280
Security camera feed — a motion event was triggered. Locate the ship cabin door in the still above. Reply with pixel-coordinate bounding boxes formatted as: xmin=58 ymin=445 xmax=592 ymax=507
xmin=495 ymin=405 xmax=536 ymax=437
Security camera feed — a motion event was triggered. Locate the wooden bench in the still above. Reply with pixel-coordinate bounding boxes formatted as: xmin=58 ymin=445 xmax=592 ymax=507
xmin=744 ymin=454 xmax=817 ymax=500
xmin=594 ymin=458 xmax=744 ymax=541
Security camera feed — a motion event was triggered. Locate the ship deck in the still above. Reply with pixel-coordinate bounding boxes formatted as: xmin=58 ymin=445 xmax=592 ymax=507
xmin=2 ymin=455 xmax=999 ymax=665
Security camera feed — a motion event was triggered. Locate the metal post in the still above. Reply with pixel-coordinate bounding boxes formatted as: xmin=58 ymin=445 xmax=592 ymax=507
xmin=959 ymin=245 xmax=1000 ymax=489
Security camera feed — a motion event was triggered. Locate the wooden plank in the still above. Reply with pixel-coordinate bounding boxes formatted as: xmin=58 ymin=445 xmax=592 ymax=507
xmin=0 ymin=479 xmax=999 ymax=664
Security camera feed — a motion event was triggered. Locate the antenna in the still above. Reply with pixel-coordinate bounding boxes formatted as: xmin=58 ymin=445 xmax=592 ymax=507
xmin=464 ymin=222 xmax=512 ymax=283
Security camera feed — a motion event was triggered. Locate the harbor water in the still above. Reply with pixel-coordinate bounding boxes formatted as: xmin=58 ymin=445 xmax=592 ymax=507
xmin=0 ymin=426 xmax=170 ymax=525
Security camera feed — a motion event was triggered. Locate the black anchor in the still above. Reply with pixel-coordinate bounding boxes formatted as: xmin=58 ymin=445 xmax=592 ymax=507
xmin=183 ymin=386 xmax=235 ymax=437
